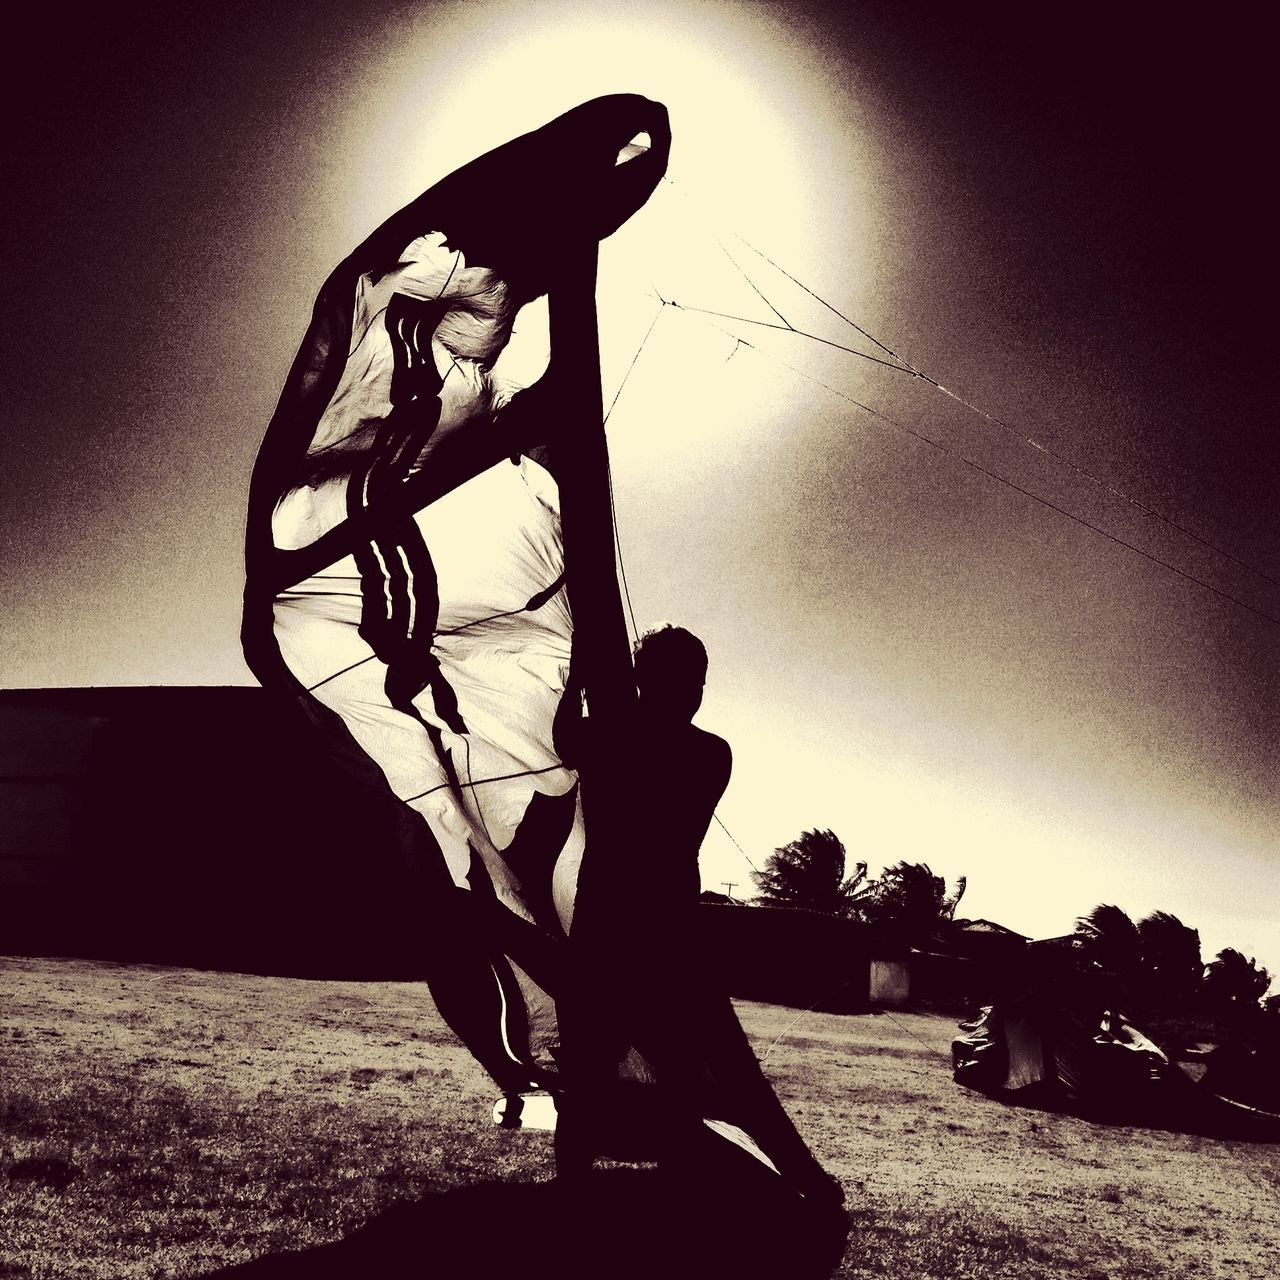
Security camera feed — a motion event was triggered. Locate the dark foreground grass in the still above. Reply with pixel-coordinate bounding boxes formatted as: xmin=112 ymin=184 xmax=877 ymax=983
xmin=0 ymin=960 xmax=539 ymax=1278
xmin=2 ymin=957 xmax=1278 ymax=1279
xmin=1 ymin=1066 xmax=518 ymax=1274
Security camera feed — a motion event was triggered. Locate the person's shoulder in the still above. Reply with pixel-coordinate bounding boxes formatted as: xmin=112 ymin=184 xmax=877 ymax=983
xmin=690 ymin=725 xmax=732 ymax=774
xmin=690 ymin=724 xmax=730 ymax=753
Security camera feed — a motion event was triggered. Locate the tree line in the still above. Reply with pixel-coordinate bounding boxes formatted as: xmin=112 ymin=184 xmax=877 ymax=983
xmin=1074 ymin=902 xmax=1274 ymax=1024
xmin=748 ymin=828 xmax=1275 ymax=1020
xmin=750 ymin=828 xmax=966 ymax=944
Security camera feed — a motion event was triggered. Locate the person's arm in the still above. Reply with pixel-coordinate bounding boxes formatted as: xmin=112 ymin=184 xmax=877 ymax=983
xmin=552 ymin=681 xmax=588 ymax=768
xmin=711 ymin=737 xmax=732 ymax=802
xmin=687 ymin=733 xmax=732 ymax=848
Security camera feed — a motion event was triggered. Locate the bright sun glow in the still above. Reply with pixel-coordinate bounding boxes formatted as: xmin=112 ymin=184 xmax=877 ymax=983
xmin=329 ymin=0 xmax=873 ymax=483
xmin=349 ymin=0 xmax=834 ymax=250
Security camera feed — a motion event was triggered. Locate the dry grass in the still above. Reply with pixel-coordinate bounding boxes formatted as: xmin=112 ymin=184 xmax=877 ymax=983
xmin=753 ymin=1006 xmax=1280 ymax=1278
xmin=1 ymin=956 xmax=1277 ymax=1279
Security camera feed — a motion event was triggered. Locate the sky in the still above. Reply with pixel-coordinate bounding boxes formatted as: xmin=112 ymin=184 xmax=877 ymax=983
xmin=3 ymin=2 xmax=1276 ymax=978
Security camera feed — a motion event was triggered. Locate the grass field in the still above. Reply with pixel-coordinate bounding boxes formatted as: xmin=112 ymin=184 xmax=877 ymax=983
xmin=2 ymin=956 xmax=1277 ymax=1279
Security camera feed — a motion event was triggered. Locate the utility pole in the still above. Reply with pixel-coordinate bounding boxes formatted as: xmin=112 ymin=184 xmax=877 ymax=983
xmin=722 ymin=881 xmax=737 ymax=900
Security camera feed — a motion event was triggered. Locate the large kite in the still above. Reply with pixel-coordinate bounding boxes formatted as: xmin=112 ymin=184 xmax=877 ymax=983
xmin=243 ymin=93 xmax=668 ymax=1094
xmin=243 ymin=95 xmax=839 ymax=1207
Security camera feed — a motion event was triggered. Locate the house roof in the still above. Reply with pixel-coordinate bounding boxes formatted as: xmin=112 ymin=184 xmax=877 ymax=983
xmin=953 ymin=918 xmax=1029 ymax=941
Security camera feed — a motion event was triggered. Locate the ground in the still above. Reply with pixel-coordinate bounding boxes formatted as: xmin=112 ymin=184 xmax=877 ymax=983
xmin=1 ymin=956 xmax=1277 ymax=1278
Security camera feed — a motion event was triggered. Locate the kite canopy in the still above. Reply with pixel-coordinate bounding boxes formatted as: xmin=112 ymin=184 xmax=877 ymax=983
xmin=952 ymin=1002 xmax=1171 ymax=1099
xmin=243 ymin=96 xmax=672 ymax=1093
xmin=419 ymin=93 xmax=672 ymax=290
xmin=244 ymin=93 xmax=671 ymax=596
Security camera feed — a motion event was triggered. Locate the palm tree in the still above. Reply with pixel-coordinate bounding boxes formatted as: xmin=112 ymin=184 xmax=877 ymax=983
xmin=856 ymin=861 xmax=966 ymax=946
xmin=1135 ymin=911 xmax=1202 ymax=1006
xmin=752 ymin=829 xmax=867 ymax=915
xmin=1074 ymin=904 xmax=1141 ymax=980
xmin=1203 ymin=948 xmax=1272 ymax=1011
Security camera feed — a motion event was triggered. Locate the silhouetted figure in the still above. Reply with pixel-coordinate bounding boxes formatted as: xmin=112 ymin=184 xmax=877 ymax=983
xmin=553 ymin=625 xmax=723 ymax=1179
xmin=554 ymin=627 xmax=844 ymax=1216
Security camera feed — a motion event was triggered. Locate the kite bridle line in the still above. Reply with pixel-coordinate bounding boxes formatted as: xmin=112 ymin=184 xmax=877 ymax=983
xmin=660 ymin=298 xmax=1280 ymax=631
xmin=601 ymin=295 xmax=667 ymax=644
xmin=656 ymin=175 xmax=1280 ymax=616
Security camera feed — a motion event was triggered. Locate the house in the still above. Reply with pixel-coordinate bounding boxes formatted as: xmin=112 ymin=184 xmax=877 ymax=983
xmin=949 ymin=917 xmax=1031 ymax=955
xmin=0 ymin=686 xmax=429 ymax=975
xmin=698 ymin=903 xmax=911 ymax=1012
xmin=910 ymin=917 xmax=1031 ymax=1006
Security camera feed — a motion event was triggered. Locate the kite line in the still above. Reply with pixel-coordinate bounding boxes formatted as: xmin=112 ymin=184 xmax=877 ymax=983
xmin=646 ymin=206 xmax=1278 ymax=628
xmin=732 ymin=227 xmax=1280 ymax=593
xmin=662 ymin=298 xmax=1280 ymax=630
xmin=595 ymin=184 xmax=1280 ymax=885
xmin=662 ymin=176 xmax=1279 ymax=604
xmin=601 ymin=297 xmax=666 ymax=643
xmin=666 ymin=301 xmax=917 ymax=375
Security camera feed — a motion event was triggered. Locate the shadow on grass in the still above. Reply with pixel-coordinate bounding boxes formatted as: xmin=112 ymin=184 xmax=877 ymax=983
xmin=977 ymin=1081 xmax=1280 ymax=1144
xmin=203 ymin=1165 xmax=849 ymax=1280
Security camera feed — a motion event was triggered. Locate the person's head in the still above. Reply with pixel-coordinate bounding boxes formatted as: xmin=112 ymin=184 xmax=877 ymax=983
xmin=633 ymin=624 xmax=708 ymax=723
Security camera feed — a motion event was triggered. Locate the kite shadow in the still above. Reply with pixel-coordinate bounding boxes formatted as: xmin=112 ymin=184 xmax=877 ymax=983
xmin=202 ymin=1165 xmax=849 ymax=1280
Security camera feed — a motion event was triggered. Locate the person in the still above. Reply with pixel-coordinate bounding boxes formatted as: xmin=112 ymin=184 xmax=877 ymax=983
xmin=554 ymin=626 xmax=843 ymax=1213
xmin=591 ymin=623 xmax=730 ymax=919
xmin=552 ymin=625 xmax=724 ymax=1178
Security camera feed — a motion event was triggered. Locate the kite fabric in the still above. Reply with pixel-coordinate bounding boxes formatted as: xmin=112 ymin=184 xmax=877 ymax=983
xmin=243 ymin=95 xmax=671 ymax=1093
